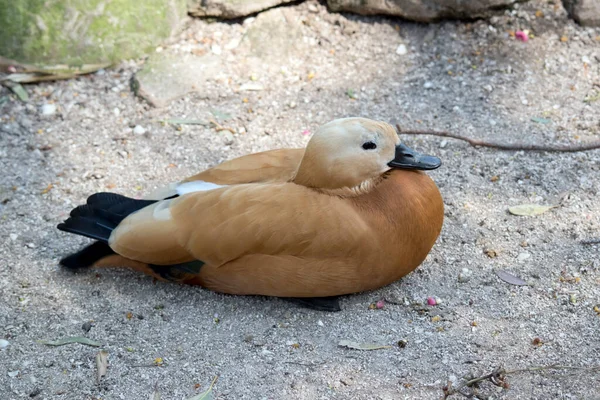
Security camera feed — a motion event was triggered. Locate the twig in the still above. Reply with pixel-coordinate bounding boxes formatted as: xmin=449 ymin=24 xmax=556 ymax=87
xmin=209 ymin=119 xmax=236 ymax=134
xmin=444 ymin=364 xmax=600 ymax=398
xmin=581 ymin=238 xmax=600 ymax=245
xmin=284 ymin=360 xmax=327 ymax=367
xmin=396 ymin=125 xmax=600 ymax=153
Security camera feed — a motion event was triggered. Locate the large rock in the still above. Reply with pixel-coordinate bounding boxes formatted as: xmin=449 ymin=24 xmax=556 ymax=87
xmin=133 ymin=52 xmax=223 ymax=107
xmin=562 ymin=0 xmax=600 ymax=26
xmin=0 ymin=0 xmax=187 ymax=66
xmin=188 ymin=0 xmax=296 ymax=19
xmin=326 ymin=0 xmax=524 ymax=22
xmin=240 ymin=8 xmax=304 ymax=61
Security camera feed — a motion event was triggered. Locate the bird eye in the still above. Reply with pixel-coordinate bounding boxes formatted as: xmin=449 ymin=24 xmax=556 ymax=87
xmin=362 ymin=141 xmax=377 ymax=150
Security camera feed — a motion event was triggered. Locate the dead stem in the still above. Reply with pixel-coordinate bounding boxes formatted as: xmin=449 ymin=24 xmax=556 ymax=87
xmin=443 ymin=364 xmax=600 ymax=398
xmin=396 ymin=125 xmax=600 ymax=153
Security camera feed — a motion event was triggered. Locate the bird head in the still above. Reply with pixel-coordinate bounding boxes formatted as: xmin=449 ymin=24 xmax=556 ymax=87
xmin=293 ymin=117 xmax=441 ymax=192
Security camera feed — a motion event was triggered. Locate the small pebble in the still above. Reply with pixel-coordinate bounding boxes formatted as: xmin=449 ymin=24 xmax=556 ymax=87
xmin=41 ymin=104 xmax=56 ymax=116
xmin=517 ymin=252 xmax=531 ymax=262
xmin=569 ymin=294 xmax=577 ymax=304
xmin=0 ymin=339 xmax=10 ymax=349
xmin=439 ymin=140 xmax=448 ymax=149
xmin=317 ymin=320 xmax=324 ymax=327
xmin=307 ymin=3 xmax=319 ymax=13
xmin=396 ymin=44 xmax=408 ymax=55
xmin=133 ymin=125 xmax=146 ymax=135
xmin=8 ymin=370 xmax=19 ymax=378
xmin=423 ymin=81 xmax=434 ymax=89
xmin=113 ymin=107 xmax=120 ymax=117
xmin=582 ymin=55 xmax=591 ymax=64
xmin=222 ymin=131 xmax=235 ymax=145
xmin=9 ymin=233 xmax=18 ymax=241
xmin=81 ymin=321 xmax=92 ymax=333
xmin=458 ymin=268 xmax=472 ymax=283
xmin=427 ymin=296 xmax=437 ymax=306
xmin=211 ymin=45 xmax=222 ymax=55
xmin=224 ymin=38 xmax=241 ymax=50
xmin=26 ymin=243 xmax=35 ymax=249
xmin=376 ymin=300 xmax=385 ymax=309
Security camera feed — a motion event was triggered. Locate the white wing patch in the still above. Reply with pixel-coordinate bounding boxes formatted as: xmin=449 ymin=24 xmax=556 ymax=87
xmin=176 ymin=180 xmax=226 ymax=195
xmin=152 ymin=199 xmax=173 ymax=221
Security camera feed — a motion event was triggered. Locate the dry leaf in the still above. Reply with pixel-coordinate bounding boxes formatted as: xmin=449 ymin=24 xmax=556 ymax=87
xmin=149 ymin=391 xmax=161 ymax=400
xmin=508 ymin=204 xmax=555 ymax=216
xmin=41 ymin=183 xmax=54 ymax=194
xmin=39 ymin=336 xmax=101 ymax=347
xmin=496 ymin=270 xmax=528 ymax=286
xmin=338 ymin=340 xmax=391 ymax=351
xmin=484 ymin=247 xmax=498 ymax=258
xmin=4 ymin=82 xmax=29 ymax=102
xmin=159 ymin=118 xmax=209 ymax=126
xmin=0 ymin=58 xmax=110 ymax=83
xmin=96 ymin=351 xmax=108 ymax=383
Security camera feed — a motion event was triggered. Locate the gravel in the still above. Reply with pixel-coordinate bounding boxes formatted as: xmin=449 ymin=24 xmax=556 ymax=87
xmin=0 ymin=0 xmax=599 ymax=399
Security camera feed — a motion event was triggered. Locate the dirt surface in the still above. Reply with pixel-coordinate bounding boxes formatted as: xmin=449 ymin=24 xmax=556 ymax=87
xmin=1 ymin=1 xmax=600 ymax=399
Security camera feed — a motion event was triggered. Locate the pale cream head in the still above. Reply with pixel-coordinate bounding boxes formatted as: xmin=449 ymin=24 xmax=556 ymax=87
xmin=293 ymin=118 xmax=400 ymax=190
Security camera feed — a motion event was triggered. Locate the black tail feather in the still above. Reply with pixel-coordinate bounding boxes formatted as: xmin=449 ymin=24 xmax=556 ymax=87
xmin=58 ymin=192 xmax=159 ymax=268
xmin=87 ymin=192 xmax=156 ymax=218
xmin=60 ymin=241 xmax=116 ymax=269
xmin=58 ymin=218 xmax=113 ymax=242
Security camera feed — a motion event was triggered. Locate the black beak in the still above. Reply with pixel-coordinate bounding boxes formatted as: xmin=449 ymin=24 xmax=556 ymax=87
xmin=387 ymin=143 xmax=442 ymax=171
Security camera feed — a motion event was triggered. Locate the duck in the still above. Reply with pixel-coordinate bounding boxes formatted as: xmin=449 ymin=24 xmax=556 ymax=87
xmin=57 ymin=117 xmax=444 ymax=311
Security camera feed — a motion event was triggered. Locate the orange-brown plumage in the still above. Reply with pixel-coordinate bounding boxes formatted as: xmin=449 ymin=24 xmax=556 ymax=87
xmin=59 ymin=117 xmax=444 ymax=305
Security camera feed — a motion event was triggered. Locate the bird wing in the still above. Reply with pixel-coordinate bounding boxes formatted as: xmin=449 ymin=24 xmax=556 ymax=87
xmin=144 ymin=148 xmax=304 ymax=199
xmin=109 ymin=182 xmax=375 ymax=267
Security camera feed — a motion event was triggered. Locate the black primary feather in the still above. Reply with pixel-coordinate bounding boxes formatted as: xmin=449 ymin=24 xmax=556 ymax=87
xmin=60 ymin=241 xmax=116 ymax=270
xmin=284 ymin=296 xmax=342 ymax=312
xmin=58 ymin=192 xmax=160 ymax=268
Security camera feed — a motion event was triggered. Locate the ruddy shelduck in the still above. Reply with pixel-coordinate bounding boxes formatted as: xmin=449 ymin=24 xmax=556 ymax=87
xmin=58 ymin=118 xmax=444 ymax=311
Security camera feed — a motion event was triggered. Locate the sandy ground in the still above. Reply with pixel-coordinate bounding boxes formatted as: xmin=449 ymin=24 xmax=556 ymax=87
xmin=1 ymin=1 xmax=600 ymax=399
